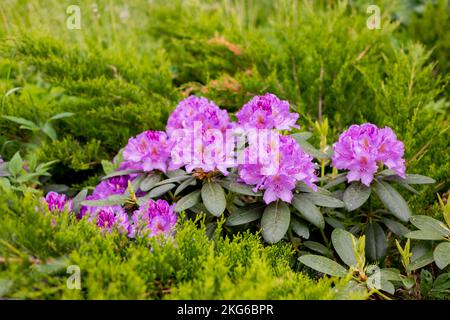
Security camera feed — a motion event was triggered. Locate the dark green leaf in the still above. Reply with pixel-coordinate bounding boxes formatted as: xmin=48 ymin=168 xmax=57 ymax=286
xmin=291 ymin=132 xmax=313 ymax=141
xmin=405 ymin=230 xmax=446 ymax=241
xmin=72 ymin=189 xmax=88 ymax=213
xmin=409 ymin=215 xmax=450 ymax=237
xmin=381 ymin=218 xmax=410 ymax=237
xmin=201 ymin=182 xmax=226 ymax=217
xmin=174 ymin=177 xmax=196 ymax=196
xmin=302 ymin=192 xmax=345 ymax=208
xmin=365 ymin=222 xmax=387 ymax=262
xmin=226 ymin=204 xmax=265 ymax=226
xmin=81 ymin=194 xmax=129 ymax=207
xmin=148 ymin=183 xmax=176 ymax=198
xmin=408 ymin=252 xmax=434 ymax=271
xmin=292 ymin=194 xmax=324 ymax=229
xmin=298 ymin=255 xmax=348 ymax=277
xmin=331 ymin=228 xmax=357 ymax=267
xmin=290 ymin=218 xmax=310 ymax=239
xmin=154 ymin=175 xmax=191 ymax=186
xmin=343 ymin=182 xmax=371 ymax=211
xmin=166 ymin=169 xmax=187 ymax=178
xmin=218 ymin=180 xmax=261 ymax=196
xmin=261 ymin=201 xmax=290 ymax=244
xmin=323 ymin=174 xmax=347 ymax=189
xmin=373 ymin=180 xmax=411 ymax=222
xmin=402 ymin=174 xmax=435 ymax=184
xmin=293 ymin=137 xmax=329 ymax=159
xmin=102 ymin=169 xmax=142 ymax=180
xmin=175 ymin=190 xmax=201 ymax=213
xmin=2 ymin=115 xmax=39 ymax=130
xmin=140 ymin=174 xmax=162 ymax=192
xmin=433 ymin=242 xmax=450 ymax=270
xmin=303 ymin=241 xmax=333 ymax=257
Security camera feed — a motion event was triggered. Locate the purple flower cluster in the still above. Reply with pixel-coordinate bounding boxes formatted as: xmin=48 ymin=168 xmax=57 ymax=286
xmin=96 ymin=207 xmax=132 ymax=236
xmin=238 ymin=134 xmax=318 ymax=204
xmin=332 ymin=123 xmax=405 ymax=186
xmin=166 ymin=95 xmax=231 ymax=136
xmin=236 ymin=93 xmax=299 ymax=131
xmin=44 ymin=190 xmax=176 ymax=238
xmin=167 ymin=95 xmax=234 ymax=175
xmin=122 ymin=130 xmax=171 ymax=173
xmin=43 ymin=191 xmax=73 ymax=212
xmin=131 ymin=199 xmax=177 ymax=238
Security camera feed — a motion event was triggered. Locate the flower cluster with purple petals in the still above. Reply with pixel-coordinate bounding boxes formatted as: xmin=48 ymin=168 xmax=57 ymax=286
xmin=131 ymin=199 xmax=177 ymax=238
xmin=167 ymin=95 xmax=235 ymax=175
xmin=122 ymin=130 xmax=171 ymax=173
xmin=43 ymin=191 xmax=73 ymax=212
xmin=43 ymin=189 xmax=177 ymax=238
xmin=332 ymin=123 xmax=406 ymax=186
xmin=236 ymin=93 xmax=299 ymax=131
xmin=238 ymin=134 xmax=317 ymax=204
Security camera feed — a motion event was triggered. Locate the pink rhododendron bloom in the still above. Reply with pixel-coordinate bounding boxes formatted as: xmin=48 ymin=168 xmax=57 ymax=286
xmin=166 ymin=95 xmax=230 ymax=136
xmin=167 ymin=95 xmax=235 ymax=175
xmin=123 ymin=130 xmax=171 ymax=173
xmin=131 ymin=199 xmax=177 ymax=238
xmin=236 ymin=93 xmax=299 ymax=131
xmin=332 ymin=123 xmax=406 ymax=186
xmin=96 ymin=207 xmax=132 ymax=236
xmin=93 ymin=175 xmax=130 ymax=198
xmin=238 ymin=134 xmax=318 ymax=204
xmin=43 ymin=191 xmax=73 ymax=212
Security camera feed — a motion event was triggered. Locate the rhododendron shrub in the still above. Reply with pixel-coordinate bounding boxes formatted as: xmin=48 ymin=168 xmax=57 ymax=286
xmin=36 ymin=94 xmax=434 ymax=256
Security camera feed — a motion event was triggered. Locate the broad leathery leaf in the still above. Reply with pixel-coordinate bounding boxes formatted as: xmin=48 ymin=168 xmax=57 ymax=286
xmin=343 ymin=182 xmax=371 ymax=211
xmin=201 ymin=182 xmax=226 ymax=217
xmin=140 ymin=174 xmax=162 ymax=192
xmin=409 ymin=215 xmax=450 ymax=237
xmin=298 ymin=255 xmax=348 ymax=277
xmin=373 ymin=180 xmax=411 ymax=222
xmin=175 ymin=190 xmax=201 ymax=213
xmin=226 ymin=203 xmax=265 ymax=226
xmin=365 ymin=222 xmax=387 ymax=262
xmin=148 ymin=183 xmax=176 ymax=198
xmin=302 ymin=192 xmax=345 ymax=208
xmin=331 ymin=228 xmax=357 ymax=267
xmin=292 ymin=194 xmax=324 ymax=229
xmin=433 ymin=242 xmax=450 ymax=270
xmin=261 ymin=201 xmax=290 ymax=244
xmin=290 ymin=218 xmax=310 ymax=239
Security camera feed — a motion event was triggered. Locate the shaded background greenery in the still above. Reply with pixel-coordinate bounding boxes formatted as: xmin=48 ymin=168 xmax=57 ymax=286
xmin=0 ymin=0 xmax=448 ymax=299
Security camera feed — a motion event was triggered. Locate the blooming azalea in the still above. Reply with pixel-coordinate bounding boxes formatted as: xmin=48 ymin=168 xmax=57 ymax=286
xmin=43 ymin=191 xmax=73 ymax=212
xmin=236 ymin=93 xmax=299 ymax=131
xmin=167 ymin=95 xmax=235 ymax=175
xmin=96 ymin=207 xmax=132 ymax=236
xmin=238 ymin=134 xmax=318 ymax=204
xmin=123 ymin=130 xmax=171 ymax=173
xmin=332 ymin=123 xmax=406 ymax=186
xmin=131 ymin=199 xmax=177 ymax=238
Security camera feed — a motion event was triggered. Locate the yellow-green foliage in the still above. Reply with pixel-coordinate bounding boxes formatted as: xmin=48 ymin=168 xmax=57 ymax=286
xmin=0 ymin=186 xmax=367 ymax=299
